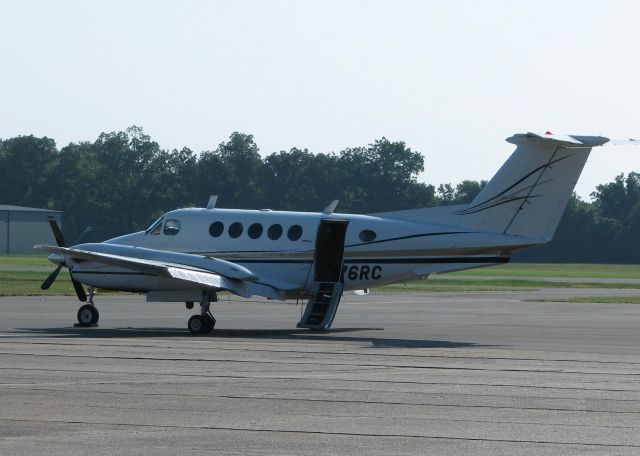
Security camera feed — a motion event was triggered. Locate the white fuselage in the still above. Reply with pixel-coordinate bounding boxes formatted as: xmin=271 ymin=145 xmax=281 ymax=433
xmin=66 ymin=207 xmax=540 ymax=297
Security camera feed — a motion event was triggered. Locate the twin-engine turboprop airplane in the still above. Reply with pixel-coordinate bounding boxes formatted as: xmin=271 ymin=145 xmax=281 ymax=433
xmin=36 ymin=132 xmax=629 ymax=333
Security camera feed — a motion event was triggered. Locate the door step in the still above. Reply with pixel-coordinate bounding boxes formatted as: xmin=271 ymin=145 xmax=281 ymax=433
xmin=297 ymin=282 xmax=343 ymax=330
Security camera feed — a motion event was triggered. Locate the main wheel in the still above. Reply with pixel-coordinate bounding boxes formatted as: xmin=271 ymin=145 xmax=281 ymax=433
xmin=188 ymin=314 xmax=215 ymax=335
xmin=188 ymin=315 xmax=205 ymax=334
xmin=202 ymin=314 xmax=215 ymax=333
xmin=77 ymin=304 xmax=99 ymax=326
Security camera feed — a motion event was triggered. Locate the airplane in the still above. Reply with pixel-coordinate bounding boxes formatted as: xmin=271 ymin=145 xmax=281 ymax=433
xmin=35 ymin=132 xmax=630 ymax=334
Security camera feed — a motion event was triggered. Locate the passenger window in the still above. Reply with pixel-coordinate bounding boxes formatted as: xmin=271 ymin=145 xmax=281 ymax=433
xmin=359 ymin=229 xmax=377 ymax=242
xmin=228 ymin=222 xmax=243 ymax=238
xmin=209 ymin=221 xmax=224 ymax=237
xmin=163 ymin=219 xmax=182 ymax=236
xmin=248 ymin=223 xmax=263 ymax=239
xmin=267 ymin=224 xmax=283 ymax=240
xmin=287 ymin=225 xmax=303 ymax=241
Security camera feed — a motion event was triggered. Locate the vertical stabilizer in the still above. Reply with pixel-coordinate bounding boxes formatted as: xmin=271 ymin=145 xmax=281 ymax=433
xmin=454 ymin=133 xmax=609 ymax=240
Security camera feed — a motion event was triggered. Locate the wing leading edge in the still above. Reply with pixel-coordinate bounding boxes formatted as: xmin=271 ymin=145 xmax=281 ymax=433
xmin=34 ymin=244 xmax=286 ymax=301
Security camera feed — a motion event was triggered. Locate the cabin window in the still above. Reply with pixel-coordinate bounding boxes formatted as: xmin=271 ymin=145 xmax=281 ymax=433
xmin=267 ymin=224 xmax=283 ymax=240
xmin=248 ymin=223 xmax=263 ymax=239
xmin=287 ymin=224 xmax=303 ymax=241
xmin=163 ymin=219 xmax=182 ymax=236
xmin=228 ymin=222 xmax=243 ymax=238
xmin=359 ymin=229 xmax=377 ymax=242
xmin=209 ymin=221 xmax=224 ymax=237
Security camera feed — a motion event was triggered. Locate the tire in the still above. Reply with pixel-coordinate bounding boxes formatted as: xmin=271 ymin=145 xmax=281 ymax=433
xmin=202 ymin=314 xmax=215 ymax=333
xmin=77 ymin=304 xmax=98 ymax=326
xmin=90 ymin=306 xmax=99 ymax=324
xmin=188 ymin=314 xmax=215 ymax=335
xmin=188 ymin=315 xmax=204 ymax=334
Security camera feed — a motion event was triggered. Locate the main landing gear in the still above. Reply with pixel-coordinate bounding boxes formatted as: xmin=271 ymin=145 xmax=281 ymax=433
xmin=187 ymin=291 xmax=217 ymax=335
xmin=76 ymin=287 xmax=99 ymax=327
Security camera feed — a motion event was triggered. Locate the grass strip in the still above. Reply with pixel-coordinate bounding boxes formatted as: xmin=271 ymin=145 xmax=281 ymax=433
xmin=451 ymin=263 xmax=640 ymax=279
xmin=525 ymin=296 xmax=640 ymax=304
xmin=381 ymin=278 xmax=640 ymax=292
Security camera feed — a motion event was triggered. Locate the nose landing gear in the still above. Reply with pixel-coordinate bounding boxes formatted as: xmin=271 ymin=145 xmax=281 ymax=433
xmin=76 ymin=287 xmax=99 ymax=327
xmin=188 ymin=291 xmax=217 ymax=335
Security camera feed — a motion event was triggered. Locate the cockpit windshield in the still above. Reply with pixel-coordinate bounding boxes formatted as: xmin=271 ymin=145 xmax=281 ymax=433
xmin=145 ymin=217 xmax=163 ymax=235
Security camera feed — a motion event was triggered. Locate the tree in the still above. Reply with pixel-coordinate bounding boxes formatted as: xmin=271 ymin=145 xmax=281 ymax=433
xmin=88 ymin=126 xmax=163 ymax=238
xmin=0 ymin=135 xmax=58 ymax=208
xmin=260 ymin=148 xmax=341 ymax=211
xmin=337 ymin=138 xmax=432 ymax=212
xmin=453 ymin=180 xmax=486 ymax=204
xmin=202 ymin=132 xmax=264 ymax=209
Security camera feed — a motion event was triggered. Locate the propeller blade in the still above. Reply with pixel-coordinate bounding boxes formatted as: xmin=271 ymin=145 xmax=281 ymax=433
xmin=48 ymin=217 xmax=66 ymax=247
xmin=40 ymin=265 xmax=62 ymax=290
xmin=71 ymin=278 xmax=87 ymax=302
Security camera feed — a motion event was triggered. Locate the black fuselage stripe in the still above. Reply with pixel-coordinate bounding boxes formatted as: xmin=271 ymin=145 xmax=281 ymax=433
xmin=72 ymin=257 xmax=509 ymax=275
xmin=344 ymin=257 xmax=509 ymax=264
xmin=344 ymin=231 xmax=472 ymax=248
xmin=230 ymin=257 xmax=509 ymax=265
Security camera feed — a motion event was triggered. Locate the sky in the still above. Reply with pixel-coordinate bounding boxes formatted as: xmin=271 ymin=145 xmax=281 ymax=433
xmin=0 ymin=0 xmax=638 ymax=200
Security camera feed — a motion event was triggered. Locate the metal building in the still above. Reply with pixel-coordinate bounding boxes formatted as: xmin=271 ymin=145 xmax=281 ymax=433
xmin=0 ymin=205 xmax=63 ymax=254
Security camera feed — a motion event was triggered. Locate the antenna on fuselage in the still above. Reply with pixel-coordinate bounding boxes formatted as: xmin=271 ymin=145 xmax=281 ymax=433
xmin=206 ymin=195 xmax=218 ymax=209
xmin=322 ymin=200 xmax=339 ymax=214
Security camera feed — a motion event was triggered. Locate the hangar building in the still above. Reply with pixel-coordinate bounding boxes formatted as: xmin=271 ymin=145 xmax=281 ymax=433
xmin=0 ymin=205 xmax=63 ymax=254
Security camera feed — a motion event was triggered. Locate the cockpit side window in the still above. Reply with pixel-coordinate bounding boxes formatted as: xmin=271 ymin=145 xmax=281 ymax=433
xmin=163 ymin=219 xmax=182 ymax=236
xmin=146 ymin=217 xmax=163 ymax=235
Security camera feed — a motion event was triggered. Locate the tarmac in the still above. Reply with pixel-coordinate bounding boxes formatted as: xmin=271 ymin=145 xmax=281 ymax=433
xmin=1 ymin=289 xmax=640 ymax=455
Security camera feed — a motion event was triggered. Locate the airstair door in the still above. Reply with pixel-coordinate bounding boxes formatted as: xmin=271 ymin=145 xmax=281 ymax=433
xmin=297 ymin=219 xmax=349 ymax=330
xmin=313 ymin=219 xmax=349 ymax=282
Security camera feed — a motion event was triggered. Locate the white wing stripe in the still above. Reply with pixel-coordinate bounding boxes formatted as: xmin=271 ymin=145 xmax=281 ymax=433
xmin=167 ymin=267 xmax=225 ymax=288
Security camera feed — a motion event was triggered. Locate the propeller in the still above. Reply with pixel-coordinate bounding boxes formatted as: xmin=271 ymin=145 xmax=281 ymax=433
xmin=40 ymin=217 xmax=88 ymax=302
xmin=41 ymin=264 xmax=62 ymax=290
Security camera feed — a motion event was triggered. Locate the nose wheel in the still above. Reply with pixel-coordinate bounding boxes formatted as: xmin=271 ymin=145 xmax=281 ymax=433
xmin=76 ymin=287 xmax=99 ymax=327
xmin=77 ymin=304 xmax=99 ymax=326
xmin=188 ymin=292 xmax=217 ymax=335
xmin=78 ymin=287 xmax=100 ymax=327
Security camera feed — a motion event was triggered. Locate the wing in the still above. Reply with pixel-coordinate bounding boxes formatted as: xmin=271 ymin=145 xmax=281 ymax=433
xmin=35 ymin=245 xmax=286 ymax=301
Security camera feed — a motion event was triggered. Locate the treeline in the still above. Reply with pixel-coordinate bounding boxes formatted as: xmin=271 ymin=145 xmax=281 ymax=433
xmin=0 ymin=126 xmax=638 ymax=263
xmin=519 ymin=173 xmax=640 ymax=263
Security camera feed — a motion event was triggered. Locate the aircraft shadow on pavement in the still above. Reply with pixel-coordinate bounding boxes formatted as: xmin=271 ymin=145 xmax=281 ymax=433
xmin=10 ymin=326 xmax=483 ymax=349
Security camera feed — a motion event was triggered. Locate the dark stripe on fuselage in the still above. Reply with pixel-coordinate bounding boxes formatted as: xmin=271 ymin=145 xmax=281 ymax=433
xmin=224 ymin=257 xmax=509 ymax=265
xmin=225 ymin=259 xmax=312 ymax=264
xmin=343 ymin=256 xmax=509 ymax=264
xmin=344 ymin=231 xmax=472 ymax=248
xmin=73 ymin=257 xmax=509 ymax=273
